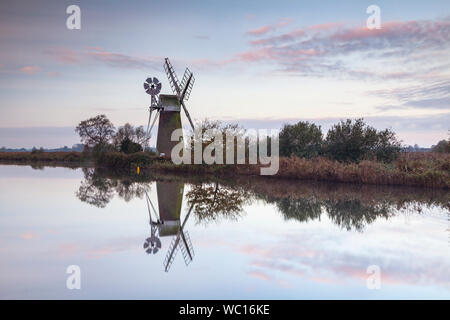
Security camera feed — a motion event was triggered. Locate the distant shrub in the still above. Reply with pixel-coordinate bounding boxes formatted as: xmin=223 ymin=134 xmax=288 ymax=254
xmin=97 ymin=151 xmax=157 ymax=168
xmin=31 ymin=147 xmax=44 ymax=154
xmin=431 ymin=139 xmax=450 ymax=153
xmin=324 ymin=119 xmax=401 ymax=163
xmin=92 ymin=142 xmax=115 ymax=158
xmin=119 ymin=138 xmax=143 ymax=154
xmin=279 ymin=121 xmax=323 ymax=158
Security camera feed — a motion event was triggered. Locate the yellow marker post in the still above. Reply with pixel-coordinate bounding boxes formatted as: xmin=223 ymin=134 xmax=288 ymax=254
xmin=137 ymin=166 xmax=140 ymax=174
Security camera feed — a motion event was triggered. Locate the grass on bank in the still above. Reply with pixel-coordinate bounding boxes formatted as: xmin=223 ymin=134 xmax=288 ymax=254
xmin=1 ymin=150 xmax=448 ymax=189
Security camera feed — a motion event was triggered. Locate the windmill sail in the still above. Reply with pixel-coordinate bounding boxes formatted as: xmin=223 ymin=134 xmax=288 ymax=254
xmin=164 ymin=58 xmax=181 ymax=95
xmin=181 ymin=68 xmax=195 ymax=101
xmin=163 ymin=202 xmax=195 ymax=272
xmin=164 ymin=234 xmax=181 ymax=272
xmin=180 ymin=230 xmax=194 ymax=265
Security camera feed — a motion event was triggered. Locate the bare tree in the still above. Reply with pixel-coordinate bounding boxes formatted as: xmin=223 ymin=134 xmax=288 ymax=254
xmin=113 ymin=123 xmax=147 ymax=148
xmin=75 ymin=114 xmax=115 ymax=148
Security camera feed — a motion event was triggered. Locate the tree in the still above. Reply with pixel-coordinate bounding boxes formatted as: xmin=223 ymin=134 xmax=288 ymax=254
xmin=75 ymin=115 xmax=115 ymax=149
xmin=431 ymin=139 xmax=450 ymax=153
xmin=120 ymin=138 xmax=143 ymax=154
xmin=324 ymin=118 xmax=401 ymax=163
xmin=113 ymin=123 xmax=146 ymax=152
xmin=279 ymin=121 xmax=323 ymax=158
xmin=189 ymin=119 xmax=246 ymax=163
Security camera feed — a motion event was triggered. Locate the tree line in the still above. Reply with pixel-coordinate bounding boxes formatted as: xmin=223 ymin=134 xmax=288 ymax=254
xmin=75 ymin=114 xmax=146 ymax=155
xmin=75 ymin=114 xmax=449 ymax=163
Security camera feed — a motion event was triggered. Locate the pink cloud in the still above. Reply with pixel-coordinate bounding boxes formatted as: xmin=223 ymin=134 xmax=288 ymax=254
xmin=58 ymin=243 xmax=79 ymax=257
xmin=234 ymin=48 xmax=275 ymax=62
xmin=247 ymin=25 xmax=272 ymax=36
xmin=247 ymin=18 xmax=292 ymax=36
xmin=46 ymin=46 xmax=161 ymax=70
xmin=248 ymin=270 xmax=272 ymax=281
xmin=19 ymin=66 xmax=41 ymax=74
xmin=46 ymin=71 xmax=60 ymax=78
xmin=47 ymin=47 xmax=81 ymax=63
xmin=250 ymin=28 xmax=305 ymax=46
xmin=20 ymin=232 xmax=40 ymax=240
xmin=309 ymin=22 xmax=344 ymax=31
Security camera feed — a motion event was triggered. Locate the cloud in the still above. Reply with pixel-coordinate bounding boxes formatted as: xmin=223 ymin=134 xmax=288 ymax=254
xmin=236 ymin=231 xmax=450 ymax=290
xmin=47 ymin=46 xmax=161 ymax=70
xmin=247 ymin=18 xmax=292 ymax=36
xmin=43 ymin=17 xmax=449 ymax=80
xmin=406 ymin=97 xmax=450 ymax=109
xmin=247 ymin=270 xmax=272 ymax=281
xmin=47 ymin=47 xmax=81 ymax=63
xmin=241 ymin=17 xmax=450 ymax=80
xmin=19 ymin=66 xmax=41 ymax=74
xmin=194 ymin=35 xmax=210 ymax=40
xmin=219 ymin=113 xmax=450 ymax=133
xmin=86 ymin=47 xmax=161 ymax=70
xmin=247 ymin=25 xmax=272 ymax=36
xmin=371 ymin=80 xmax=450 ymax=111
xmin=46 ymin=71 xmax=60 ymax=78
xmin=20 ymin=232 xmax=40 ymax=240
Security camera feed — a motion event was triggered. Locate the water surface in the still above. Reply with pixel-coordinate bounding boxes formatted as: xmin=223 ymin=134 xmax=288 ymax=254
xmin=0 ymin=165 xmax=449 ymax=299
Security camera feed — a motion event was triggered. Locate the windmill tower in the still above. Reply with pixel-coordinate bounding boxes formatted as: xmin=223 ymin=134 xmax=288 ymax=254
xmin=143 ymin=58 xmax=195 ymax=157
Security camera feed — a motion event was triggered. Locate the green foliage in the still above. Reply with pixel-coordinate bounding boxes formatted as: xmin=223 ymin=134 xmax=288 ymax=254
xmin=431 ymin=139 xmax=450 ymax=153
xmin=324 ymin=118 xmax=401 ymax=163
xmin=92 ymin=142 xmax=115 ymax=158
xmin=97 ymin=151 xmax=157 ymax=168
xmin=31 ymin=147 xmax=44 ymax=154
xmin=279 ymin=121 xmax=323 ymax=158
xmin=119 ymin=138 xmax=143 ymax=154
xmin=113 ymin=123 xmax=146 ymax=150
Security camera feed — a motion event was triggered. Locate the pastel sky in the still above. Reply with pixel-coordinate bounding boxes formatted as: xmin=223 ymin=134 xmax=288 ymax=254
xmin=0 ymin=0 xmax=449 ymax=148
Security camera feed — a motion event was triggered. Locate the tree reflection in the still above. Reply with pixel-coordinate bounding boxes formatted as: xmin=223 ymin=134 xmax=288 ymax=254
xmin=242 ymin=177 xmax=448 ymax=231
xmin=185 ymin=182 xmax=250 ymax=223
xmin=76 ymin=168 xmax=115 ymax=208
xmin=114 ymin=178 xmax=148 ymax=202
xmin=324 ymin=199 xmax=391 ymax=231
xmin=272 ymin=197 xmax=321 ymax=223
xmin=74 ymin=168 xmax=448 ymax=231
xmin=76 ymin=168 xmax=149 ymax=207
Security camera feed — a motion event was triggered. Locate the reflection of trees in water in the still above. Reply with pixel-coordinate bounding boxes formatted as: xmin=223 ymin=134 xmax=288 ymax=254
xmin=76 ymin=168 xmax=149 ymax=207
xmin=251 ymin=178 xmax=448 ymax=231
xmin=263 ymin=196 xmax=397 ymax=231
xmin=30 ymin=164 xmax=45 ymax=170
xmin=274 ymin=197 xmax=322 ymax=223
xmin=186 ymin=182 xmax=250 ymax=224
xmin=324 ymin=200 xmax=391 ymax=231
xmin=74 ymin=168 xmax=448 ymax=230
xmin=76 ymin=168 xmax=115 ymax=208
xmin=114 ymin=178 xmax=148 ymax=202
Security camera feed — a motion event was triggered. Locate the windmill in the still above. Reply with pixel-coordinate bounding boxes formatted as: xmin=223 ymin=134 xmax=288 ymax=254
xmin=142 ymin=181 xmax=195 ymax=272
xmin=143 ymin=58 xmax=195 ymax=157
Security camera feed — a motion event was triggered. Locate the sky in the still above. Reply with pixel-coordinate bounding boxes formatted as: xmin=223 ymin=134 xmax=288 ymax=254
xmin=0 ymin=0 xmax=449 ymax=148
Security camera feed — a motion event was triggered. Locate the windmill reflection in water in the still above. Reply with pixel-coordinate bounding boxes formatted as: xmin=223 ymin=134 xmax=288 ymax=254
xmin=143 ymin=181 xmax=194 ymax=272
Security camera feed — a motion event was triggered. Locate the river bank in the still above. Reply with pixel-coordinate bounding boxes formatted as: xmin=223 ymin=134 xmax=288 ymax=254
xmin=0 ymin=151 xmax=448 ymax=189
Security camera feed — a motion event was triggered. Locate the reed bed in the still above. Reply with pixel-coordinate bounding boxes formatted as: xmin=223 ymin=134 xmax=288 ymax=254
xmin=0 ymin=151 xmax=448 ymax=189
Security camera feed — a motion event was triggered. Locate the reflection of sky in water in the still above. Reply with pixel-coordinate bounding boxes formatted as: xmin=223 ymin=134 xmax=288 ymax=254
xmin=0 ymin=165 xmax=449 ymax=299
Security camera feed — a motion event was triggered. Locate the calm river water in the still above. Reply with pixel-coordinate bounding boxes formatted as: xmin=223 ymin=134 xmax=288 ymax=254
xmin=0 ymin=164 xmax=449 ymax=299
